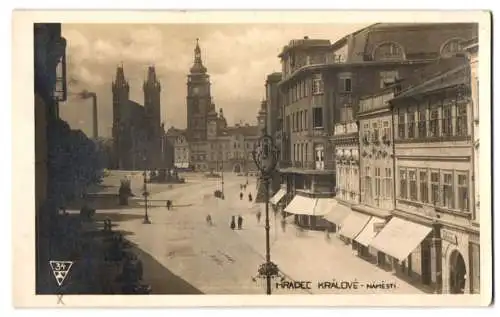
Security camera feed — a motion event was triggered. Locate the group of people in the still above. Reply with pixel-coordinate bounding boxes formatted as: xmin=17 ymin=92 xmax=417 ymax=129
xmin=230 ymin=215 xmax=244 ymax=230
xmin=239 ymin=191 xmax=253 ymax=202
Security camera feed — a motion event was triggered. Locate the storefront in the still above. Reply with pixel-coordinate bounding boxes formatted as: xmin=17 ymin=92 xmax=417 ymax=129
xmin=469 ymin=232 xmax=480 ymax=294
xmin=353 ymin=215 xmax=386 ymax=260
xmin=440 ymin=225 xmax=476 ymax=294
xmin=283 ymin=194 xmax=335 ymax=229
xmin=337 ymin=210 xmax=371 ymax=250
xmin=369 ymin=216 xmax=434 ymax=282
xmin=322 ymin=200 xmax=351 ymax=233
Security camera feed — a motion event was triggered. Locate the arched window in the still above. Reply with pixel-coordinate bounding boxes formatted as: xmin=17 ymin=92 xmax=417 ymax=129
xmin=441 ymin=38 xmax=465 ymax=56
xmin=373 ymin=42 xmax=405 ymax=61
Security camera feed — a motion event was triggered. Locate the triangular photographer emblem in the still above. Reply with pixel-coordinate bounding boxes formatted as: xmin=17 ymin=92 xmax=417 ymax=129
xmin=49 ymin=261 xmax=73 ymax=287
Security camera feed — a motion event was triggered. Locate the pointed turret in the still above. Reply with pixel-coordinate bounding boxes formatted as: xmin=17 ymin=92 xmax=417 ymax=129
xmin=112 ymin=63 xmax=129 ymax=93
xmin=190 ymin=38 xmax=207 ymax=74
xmin=143 ymin=65 xmax=161 ymax=92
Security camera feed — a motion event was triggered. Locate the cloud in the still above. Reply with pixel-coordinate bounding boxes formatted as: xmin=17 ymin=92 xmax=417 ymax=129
xmin=60 ymin=23 xmax=365 ymax=137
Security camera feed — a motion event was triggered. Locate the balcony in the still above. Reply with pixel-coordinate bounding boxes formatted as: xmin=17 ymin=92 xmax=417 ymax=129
xmin=308 ymin=128 xmax=330 ymax=138
xmin=278 ymin=160 xmax=292 ymax=169
xmin=334 ymin=122 xmax=358 ymax=136
xmin=359 ymin=91 xmax=394 ymax=114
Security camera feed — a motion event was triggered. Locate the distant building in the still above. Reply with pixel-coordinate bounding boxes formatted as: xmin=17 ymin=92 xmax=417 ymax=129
xmin=167 ymin=39 xmax=262 ymax=173
xmin=111 ymin=65 xmax=167 ymax=170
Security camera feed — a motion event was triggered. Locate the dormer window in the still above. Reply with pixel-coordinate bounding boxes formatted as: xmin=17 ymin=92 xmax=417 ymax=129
xmin=373 ymin=42 xmax=405 ymax=61
xmin=441 ymin=38 xmax=465 ymax=56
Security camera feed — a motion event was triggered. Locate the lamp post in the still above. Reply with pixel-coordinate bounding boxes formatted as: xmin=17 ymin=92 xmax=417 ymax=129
xmin=251 ymin=131 xmax=280 ymax=295
xmin=142 ymin=156 xmax=151 ymax=224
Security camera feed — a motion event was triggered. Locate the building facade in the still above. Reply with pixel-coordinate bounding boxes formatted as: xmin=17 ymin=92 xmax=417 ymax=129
xmin=111 ymin=65 xmax=167 ymax=170
xmin=381 ymin=56 xmax=478 ymax=294
xmin=169 ymin=40 xmax=261 ymax=173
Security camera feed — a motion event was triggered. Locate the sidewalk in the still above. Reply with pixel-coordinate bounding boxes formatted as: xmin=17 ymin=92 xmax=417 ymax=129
xmin=235 ymin=202 xmax=426 ymax=294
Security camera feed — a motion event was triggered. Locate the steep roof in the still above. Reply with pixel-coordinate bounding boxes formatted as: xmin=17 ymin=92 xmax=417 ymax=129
xmin=391 ymin=56 xmax=468 ymax=101
xmin=166 ymin=127 xmax=187 ymax=137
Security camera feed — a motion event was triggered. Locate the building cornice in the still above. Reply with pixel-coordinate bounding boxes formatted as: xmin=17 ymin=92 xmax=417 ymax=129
xmin=278 ymin=59 xmax=434 ymax=87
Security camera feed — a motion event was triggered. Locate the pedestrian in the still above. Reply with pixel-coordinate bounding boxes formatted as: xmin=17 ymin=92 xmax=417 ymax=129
xmin=248 ymin=193 xmax=253 ymax=202
xmin=240 ymin=192 xmax=243 ymax=200
xmin=206 ymin=214 xmax=213 ymax=226
xmin=281 ymin=218 xmax=286 ymax=232
xmin=256 ymin=210 xmax=262 ymax=223
xmin=230 ymin=216 xmax=236 ymax=230
xmin=237 ymin=215 xmax=243 ymax=230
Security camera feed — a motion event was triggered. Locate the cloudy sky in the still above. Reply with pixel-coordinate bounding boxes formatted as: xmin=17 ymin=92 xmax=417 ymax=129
xmin=59 ymin=23 xmax=366 ymax=137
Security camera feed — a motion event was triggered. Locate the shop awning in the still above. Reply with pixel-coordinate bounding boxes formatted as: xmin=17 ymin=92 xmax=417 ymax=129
xmin=174 ymin=162 xmax=189 ymax=168
xmin=270 ymin=189 xmax=287 ymax=205
xmin=284 ymin=195 xmax=318 ymax=216
xmin=354 ymin=216 xmax=386 ymax=247
xmin=313 ymin=198 xmax=337 ymax=216
xmin=369 ymin=217 xmax=432 ymax=262
xmin=338 ymin=211 xmax=371 ymax=240
xmin=323 ymin=201 xmax=351 ymax=225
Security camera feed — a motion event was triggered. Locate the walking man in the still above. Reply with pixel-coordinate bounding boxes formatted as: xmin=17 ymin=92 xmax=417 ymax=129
xmin=256 ymin=210 xmax=262 ymax=223
xmin=230 ymin=216 xmax=236 ymax=230
xmin=237 ymin=215 xmax=243 ymax=230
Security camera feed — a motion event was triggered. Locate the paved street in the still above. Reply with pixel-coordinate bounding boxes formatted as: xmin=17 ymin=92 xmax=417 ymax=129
xmin=95 ymin=171 xmax=425 ymax=295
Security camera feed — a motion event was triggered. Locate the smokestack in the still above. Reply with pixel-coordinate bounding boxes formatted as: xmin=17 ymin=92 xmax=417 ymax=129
xmin=78 ymin=90 xmax=98 ymax=139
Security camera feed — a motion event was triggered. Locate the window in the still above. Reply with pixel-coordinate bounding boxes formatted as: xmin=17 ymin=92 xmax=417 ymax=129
xmin=379 ymin=70 xmax=399 ymax=88
xmin=304 ymin=110 xmax=308 ymax=130
xmin=383 ymin=121 xmax=391 ymax=141
xmin=398 ymin=113 xmax=405 ymax=139
xmin=443 ymin=172 xmax=454 ymax=209
xmin=299 ymin=111 xmax=302 ymax=131
xmin=399 ymin=168 xmax=407 ymax=199
xmin=312 ymin=74 xmax=324 ymax=94
xmin=430 ymin=108 xmax=439 ymax=137
xmin=456 ymin=103 xmax=468 ymax=136
xmin=315 ymin=145 xmax=325 ymax=170
xmin=384 ymin=168 xmax=392 ymax=199
xmin=374 ymin=43 xmax=404 ymax=61
xmin=375 ymin=167 xmax=381 ymax=198
xmin=430 ymin=171 xmax=439 ymax=205
xmin=418 ymin=107 xmax=427 ymax=138
xmin=292 ymin=113 xmax=295 ymax=131
xmin=344 ymin=78 xmax=352 ymax=92
xmin=408 ymin=111 xmax=416 ymax=139
xmin=312 ymin=107 xmax=323 ymax=128
xmin=305 ymin=143 xmax=308 ymax=162
xmin=340 ymin=104 xmax=353 ymax=122
xmin=457 ymin=173 xmax=469 ymax=211
xmin=303 ymin=80 xmax=308 ymax=97
xmin=365 ymin=167 xmax=372 ymax=202
xmin=372 ymin=122 xmax=379 ymax=142
xmin=409 ymin=170 xmax=417 ymax=201
xmin=419 ymin=170 xmax=429 ymax=203
xmin=442 ymin=104 xmax=452 ymax=137
xmin=441 ymin=39 xmax=463 ymax=56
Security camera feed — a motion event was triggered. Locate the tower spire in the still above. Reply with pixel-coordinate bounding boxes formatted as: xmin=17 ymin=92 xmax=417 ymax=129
xmin=190 ymin=38 xmax=207 ymax=74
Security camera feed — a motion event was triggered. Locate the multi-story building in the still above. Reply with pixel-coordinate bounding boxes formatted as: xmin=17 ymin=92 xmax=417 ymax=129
xmin=169 ymin=39 xmax=262 ymax=174
xmin=341 ymin=89 xmax=396 ymax=262
xmin=34 ymin=22 xmax=67 ymax=293
xmin=367 ymin=55 xmax=477 ymax=294
xmin=277 ymin=23 xmax=478 ymax=230
xmin=111 ymin=65 xmax=166 ymax=170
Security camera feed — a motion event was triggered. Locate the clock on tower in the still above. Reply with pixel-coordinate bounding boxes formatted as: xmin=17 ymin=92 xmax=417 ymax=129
xmin=193 ymin=86 xmax=200 ymax=96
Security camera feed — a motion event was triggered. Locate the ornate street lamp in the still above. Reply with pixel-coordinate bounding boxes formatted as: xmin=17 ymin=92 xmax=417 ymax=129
xmin=251 ymin=131 xmax=281 ymax=295
xmin=142 ymin=157 xmax=151 ymax=224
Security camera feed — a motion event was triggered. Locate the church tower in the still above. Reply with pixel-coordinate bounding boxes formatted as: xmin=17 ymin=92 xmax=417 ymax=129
xmin=112 ymin=64 xmax=130 ymax=169
xmin=257 ymin=98 xmax=267 ymax=133
xmin=143 ymin=66 xmax=162 ymax=168
xmin=186 ymin=38 xmax=211 ymax=141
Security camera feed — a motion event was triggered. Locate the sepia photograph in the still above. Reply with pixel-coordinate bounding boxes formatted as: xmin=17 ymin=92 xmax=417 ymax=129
xmin=12 ymin=10 xmax=492 ymax=307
